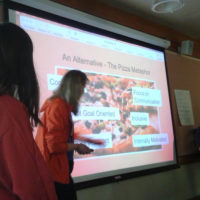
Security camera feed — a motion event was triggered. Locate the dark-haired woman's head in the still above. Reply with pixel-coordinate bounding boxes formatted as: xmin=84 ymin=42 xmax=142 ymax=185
xmin=53 ymin=70 xmax=88 ymax=115
xmin=0 ymin=23 xmax=40 ymax=127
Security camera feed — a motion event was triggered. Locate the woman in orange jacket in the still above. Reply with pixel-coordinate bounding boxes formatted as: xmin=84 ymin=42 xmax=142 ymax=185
xmin=35 ymin=70 xmax=93 ymax=200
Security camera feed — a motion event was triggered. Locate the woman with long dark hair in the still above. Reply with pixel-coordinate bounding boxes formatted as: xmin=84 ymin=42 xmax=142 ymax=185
xmin=0 ymin=23 xmax=57 ymax=200
xmin=35 ymin=70 xmax=94 ymax=200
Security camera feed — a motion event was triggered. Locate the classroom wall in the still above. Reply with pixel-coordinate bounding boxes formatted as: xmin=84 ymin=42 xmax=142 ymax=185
xmin=166 ymin=51 xmax=200 ymax=157
xmin=0 ymin=1 xmax=3 ymax=22
xmin=53 ymin=0 xmax=200 ymax=59
xmin=77 ymin=162 xmax=200 ymax=200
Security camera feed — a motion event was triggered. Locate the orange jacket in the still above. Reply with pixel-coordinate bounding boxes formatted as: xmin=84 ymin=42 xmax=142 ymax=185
xmin=35 ymin=97 xmax=73 ymax=184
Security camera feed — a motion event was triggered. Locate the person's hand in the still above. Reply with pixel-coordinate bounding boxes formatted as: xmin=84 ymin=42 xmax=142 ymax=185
xmin=76 ymin=143 xmax=94 ymax=154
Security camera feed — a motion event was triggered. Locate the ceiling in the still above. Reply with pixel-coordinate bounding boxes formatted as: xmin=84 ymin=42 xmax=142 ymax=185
xmin=97 ymin=0 xmax=200 ymax=40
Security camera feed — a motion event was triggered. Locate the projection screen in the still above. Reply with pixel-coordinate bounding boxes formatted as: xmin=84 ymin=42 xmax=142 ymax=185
xmin=6 ymin=0 xmax=177 ymax=187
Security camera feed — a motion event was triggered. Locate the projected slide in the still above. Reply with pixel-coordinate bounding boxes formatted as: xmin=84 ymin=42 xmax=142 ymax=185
xmin=12 ymin=10 xmax=175 ymax=183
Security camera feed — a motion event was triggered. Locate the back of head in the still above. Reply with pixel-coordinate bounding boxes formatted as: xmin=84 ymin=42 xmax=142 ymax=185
xmin=53 ymin=70 xmax=88 ymax=114
xmin=0 ymin=23 xmax=40 ymax=126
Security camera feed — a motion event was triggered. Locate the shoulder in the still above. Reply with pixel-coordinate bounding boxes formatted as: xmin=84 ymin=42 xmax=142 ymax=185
xmin=40 ymin=97 xmax=72 ymax=122
xmin=52 ymin=97 xmax=70 ymax=107
xmin=47 ymin=97 xmax=72 ymax=113
xmin=0 ymin=95 xmax=29 ymax=137
xmin=0 ymin=95 xmax=27 ymax=115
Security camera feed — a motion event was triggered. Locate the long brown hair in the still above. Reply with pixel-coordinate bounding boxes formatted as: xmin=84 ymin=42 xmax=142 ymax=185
xmin=52 ymin=70 xmax=88 ymax=114
xmin=0 ymin=23 xmax=40 ymax=127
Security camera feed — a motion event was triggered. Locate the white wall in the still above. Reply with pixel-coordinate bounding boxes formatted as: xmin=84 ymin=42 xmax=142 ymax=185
xmin=77 ymin=162 xmax=200 ymax=200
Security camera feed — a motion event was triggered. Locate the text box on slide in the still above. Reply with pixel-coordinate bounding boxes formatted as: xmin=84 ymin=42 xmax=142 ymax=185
xmin=75 ymin=132 xmax=112 ymax=149
xmin=130 ymin=112 xmax=149 ymax=126
xmin=47 ymin=74 xmax=62 ymax=90
xmin=132 ymin=133 xmax=168 ymax=147
xmin=132 ymin=87 xmax=162 ymax=107
xmin=73 ymin=106 xmax=120 ymax=120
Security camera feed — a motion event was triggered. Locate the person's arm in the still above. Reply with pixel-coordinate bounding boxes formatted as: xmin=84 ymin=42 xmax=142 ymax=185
xmin=74 ymin=133 xmax=105 ymax=145
xmin=46 ymin=128 xmax=93 ymax=154
xmin=0 ymin=125 xmax=57 ymax=200
xmin=44 ymin=102 xmax=93 ymax=154
xmin=44 ymin=102 xmax=71 ymax=153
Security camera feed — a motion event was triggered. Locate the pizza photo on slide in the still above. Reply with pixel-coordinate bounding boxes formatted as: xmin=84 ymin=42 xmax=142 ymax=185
xmin=70 ymin=71 xmax=162 ymax=159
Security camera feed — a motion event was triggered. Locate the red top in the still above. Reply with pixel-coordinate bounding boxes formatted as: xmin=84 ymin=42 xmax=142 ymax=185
xmin=0 ymin=95 xmax=58 ymax=200
xmin=35 ymin=97 xmax=73 ymax=184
